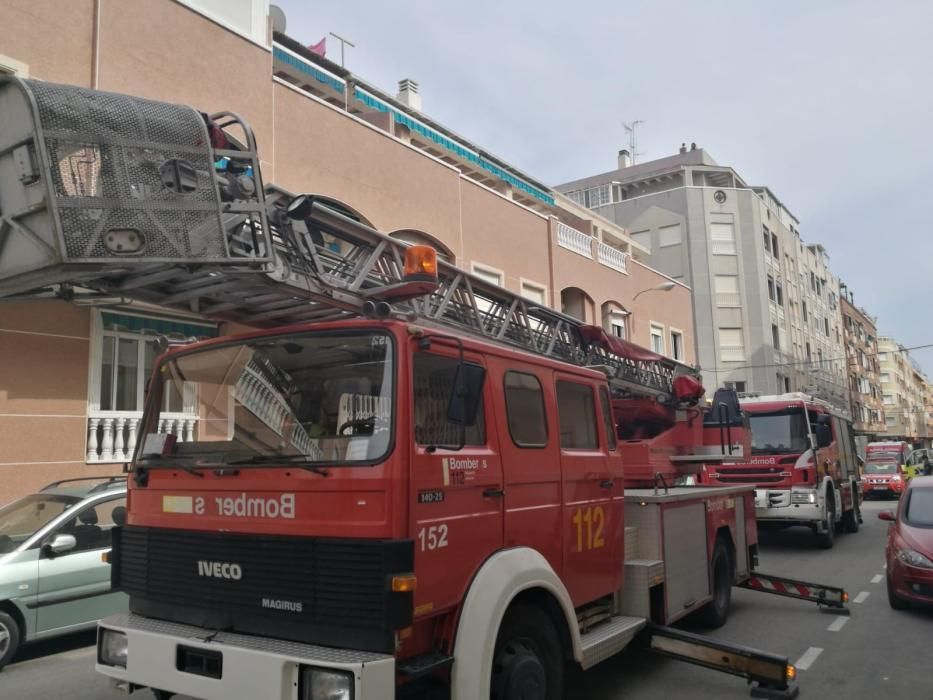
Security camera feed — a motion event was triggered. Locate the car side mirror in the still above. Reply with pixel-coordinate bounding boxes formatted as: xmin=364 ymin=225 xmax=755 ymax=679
xmin=815 ymin=424 xmax=832 ymax=448
xmin=44 ymin=533 xmax=77 ymax=556
xmin=877 ymin=511 xmax=896 ymax=522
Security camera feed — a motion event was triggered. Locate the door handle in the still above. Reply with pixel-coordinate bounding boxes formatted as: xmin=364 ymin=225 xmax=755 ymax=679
xmin=483 ymin=487 xmax=504 ymax=498
xmin=599 ymin=480 xmax=614 ymax=489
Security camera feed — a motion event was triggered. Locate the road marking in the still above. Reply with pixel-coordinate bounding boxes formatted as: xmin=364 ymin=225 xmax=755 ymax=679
xmin=795 ymin=646 xmax=823 ymax=670
xmin=871 ymin=574 xmax=883 ymax=584
xmin=827 ymin=616 xmax=849 ymax=632
xmin=853 ymin=591 xmax=870 ymax=603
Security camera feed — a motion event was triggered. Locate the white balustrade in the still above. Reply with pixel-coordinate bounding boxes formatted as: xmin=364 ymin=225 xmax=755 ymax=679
xmin=87 ymin=411 xmax=198 ymax=463
xmin=556 ymin=223 xmax=593 ymax=259
xmin=596 ymin=241 xmax=628 ymax=273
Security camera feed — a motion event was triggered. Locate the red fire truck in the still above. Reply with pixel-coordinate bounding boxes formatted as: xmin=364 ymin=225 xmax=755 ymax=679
xmin=0 ymin=78 xmax=847 ymax=700
xmin=704 ymin=393 xmax=862 ymax=548
xmin=862 ymin=441 xmax=911 ymax=499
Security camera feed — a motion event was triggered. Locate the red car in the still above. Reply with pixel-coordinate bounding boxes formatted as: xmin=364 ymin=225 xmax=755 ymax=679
xmin=880 ymin=476 xmax=933 ymax=609
xmin=862 ymin=461 xmax=906 ymax=499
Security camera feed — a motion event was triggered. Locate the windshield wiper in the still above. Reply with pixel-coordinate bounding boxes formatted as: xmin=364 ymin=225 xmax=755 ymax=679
xmin=134 ymin=455 xmax=210 ymax=477
xmin=223 ymin=455 xmax=331 ymax=477
xmin=134 ymin=453 xmax=331 ymax=477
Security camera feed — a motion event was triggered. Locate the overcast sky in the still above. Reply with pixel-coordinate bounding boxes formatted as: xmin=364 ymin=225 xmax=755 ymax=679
xmin=277 ymin=0 xmax=933 ymax=373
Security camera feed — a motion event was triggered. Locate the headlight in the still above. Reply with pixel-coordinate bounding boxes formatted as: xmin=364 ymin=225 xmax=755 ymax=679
xmin=300 ymin=666 xmax=353 ymax=700
xmin=98 ymin=628 xmax=128 ymax=668
xmin=897 ymin=549 xmax=933 ymax=569
xmin=791 ymin=491 xmax=817 ymax=504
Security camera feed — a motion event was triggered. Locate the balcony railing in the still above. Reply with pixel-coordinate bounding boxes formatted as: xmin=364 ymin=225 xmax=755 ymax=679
xmin=87 ymin=411 xmax=197 ymax=463
xmin=556 ymin=223 xmax=593 ymax=259
xmin=596 ymin=241 xmax=628 ymax=273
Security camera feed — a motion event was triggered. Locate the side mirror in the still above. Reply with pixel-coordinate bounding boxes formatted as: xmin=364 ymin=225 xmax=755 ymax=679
xmin=816 ymin=424 xmax=832 ymax=448
xmin=45 ymin=533 xmax=77 ymax=556
xmin=446 ymin=363 xmax=486 ymax=427
xmin=877 ymin=511 xmax=896 ymax=522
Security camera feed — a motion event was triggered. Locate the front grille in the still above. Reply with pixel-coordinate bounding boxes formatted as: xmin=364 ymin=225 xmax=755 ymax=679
xmin=112 ymin=526 xmax=413 ymax=653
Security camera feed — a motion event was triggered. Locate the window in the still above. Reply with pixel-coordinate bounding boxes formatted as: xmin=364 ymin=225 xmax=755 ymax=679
xmin=802 ymin=301 xmax=808 ymax=322
xmin=56 ymin=496 xmax=127 ymax=554
xmin=556 ymin=381 xmax=598 ymax=449
xmin=670 ymin=330 xmax=684 ymax=361
xmin=650 ymin=324 xmax=665 ymax=354
xmin=725 ymin=381 xmax=747 ymax=393
xmin=608 ymin=312 xmax=628 ymax=339
xmin=414 ymin=353 xmax=485 ymax=447
xmin=762 ymin=227 xmax=771 ymax=252
xmin=767 ymin=276 xmax=776 ymax=302
xmin=824 ymin=318 xmax=830 ymax=336
xmin=504 ymin=372 xmax=548 ymax=447
xmin=599 ymin=387 xmax=617 ymax=451
xmin=520 ymin=279 xmax=547 ymax=306
xmin=772 ymin=324 xmax=781 ymax=350
xmin=631 ymin=231 xmax=651 ymax=252
xmin=775 ymin=283 xmax=784 ymax=306
xmin=471 ymin=262 xmax=503 ymax=287
xmin=881 ymin=372 xmax=891 ymax=384
xmin=783 ymin=376 xmax=792 ymax=393
xmin=883 ymin=394 xmax=894 ymax=405
xmin=565 ymin=190 xmax=585 ymax=206
xmin=771 ymin=232 xmax=779 ymax=258
xmin=879 ymin=352 xmax=888 ymax=362
xmin=658 ymin=224 xmax=682 ymax=247
xmin=719 ymin=328 xmax=745 ymax=362
xmin=710 ymin=222 xmax=736 ymax=255
xmin=714 ymin=275 xmax=740 ymax=306
xmin=585 ymin=184 xmax=611 ymax=209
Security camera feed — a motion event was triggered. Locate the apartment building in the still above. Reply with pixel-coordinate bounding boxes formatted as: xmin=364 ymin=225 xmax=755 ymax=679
xmin=878 ymin=337 xmax=930 ymax=443
xmin=556 ymin=147 xmax=849 ymax=409
xmin=839 ymin=289 xmax=885 ymax=436
xmin=0 ymin=0 xmax=694 ymax=500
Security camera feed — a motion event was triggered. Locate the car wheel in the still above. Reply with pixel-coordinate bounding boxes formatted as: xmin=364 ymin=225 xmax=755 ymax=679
xmin=0 ymin=610 xmax=22 ymax=671
xmin=490 ymin=604 xmax=564 ymax=700
xmin=816 ymin=496 xmax=835 ymax=549
xmin=695 ymin=537 xmax=733 ymax=628
xmin=887 ymin=575 xmax=909 ymax=610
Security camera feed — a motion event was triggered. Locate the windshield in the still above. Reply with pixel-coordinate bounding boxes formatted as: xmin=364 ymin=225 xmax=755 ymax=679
xmin=139 ymin=331 xmax=394 ymax=467
xmin=864 ymin=462 xmax=898 ymax=475
xmin=905 ymin=488 xmax=933 ymax=526
xmin=748 ymin=408 xmax=809 ymax=454
xmin=0 ymin=494 xmax=81 ymax=553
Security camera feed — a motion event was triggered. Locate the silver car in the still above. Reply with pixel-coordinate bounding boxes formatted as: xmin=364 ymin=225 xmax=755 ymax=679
xmin=0 ymin=476 xmax=128 ymax=669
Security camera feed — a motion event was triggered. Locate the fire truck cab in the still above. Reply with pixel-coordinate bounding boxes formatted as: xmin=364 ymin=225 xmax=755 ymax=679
xmin=704 ymin=393 xmax=862 ymax=548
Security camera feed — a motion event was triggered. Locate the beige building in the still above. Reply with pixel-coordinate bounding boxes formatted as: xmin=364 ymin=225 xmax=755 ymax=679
xmin=0 ymin=0 xmax=695 ymax=501
xmin=878 ymin=337 xmax=930 ymax=443
xmin=839 ymin=289 xmax=884 ymax=436
xmin=556 ymin=149 xmax=849 ymax=410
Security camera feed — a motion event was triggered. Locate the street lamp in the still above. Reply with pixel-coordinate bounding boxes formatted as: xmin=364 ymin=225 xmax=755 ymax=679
xmin=632 ymin=281 xmax=676 ymax=301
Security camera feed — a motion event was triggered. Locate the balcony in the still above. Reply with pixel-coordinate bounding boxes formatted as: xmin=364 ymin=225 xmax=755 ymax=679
xmin=556 ymin=223 xmax=593 ymax=259
xmin=596 ymin=241 xmax=628 ymax=273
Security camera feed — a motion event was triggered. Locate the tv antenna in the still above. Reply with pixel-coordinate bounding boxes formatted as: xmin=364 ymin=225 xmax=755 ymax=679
xmin=622 ymin=120 xmax=645 ymax=164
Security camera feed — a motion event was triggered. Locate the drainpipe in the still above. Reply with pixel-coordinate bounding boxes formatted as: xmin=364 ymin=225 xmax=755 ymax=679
xmin=91 ymin=0 xmax=102 ymax=89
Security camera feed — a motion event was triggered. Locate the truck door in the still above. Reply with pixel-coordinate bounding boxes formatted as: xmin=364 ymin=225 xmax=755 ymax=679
xmin=497 ymin=367 xmax=562 ymax=577
xmin=409 ymin=344 xmax=503 ymax=618
xmin=555 ymin=375 xmax=617 ymax=605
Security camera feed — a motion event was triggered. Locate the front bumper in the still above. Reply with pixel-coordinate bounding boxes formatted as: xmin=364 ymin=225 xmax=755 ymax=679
xmin=96 ymin=613 xmax=395 ymax=700
xmin=753 ymin=489 xmax=824 ymax=524
xmin=889 ymin=560 xmax=933 ymax=605
xmin=862 ymin=480 xmax=903 ymax=497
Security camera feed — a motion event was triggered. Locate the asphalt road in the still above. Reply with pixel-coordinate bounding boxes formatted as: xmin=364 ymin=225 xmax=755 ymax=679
xmin=1 ymin=499 xmax=929 ymax=700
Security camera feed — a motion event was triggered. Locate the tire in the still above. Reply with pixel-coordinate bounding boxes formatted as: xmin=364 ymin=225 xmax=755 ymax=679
xmin=695 ymin=538 xmax=733 ymax=628
xmin=887 ymin=575 xmax=909 ymax=610
xmin=490 ymin=604 xmax=564 ymax=700
xmin=842 ymin=488 xmax=860 ymax=534
xmin=816 ymin=493 xmax=835 ymax=549
xmin=0 ymin=610 xmax=22 ymax=671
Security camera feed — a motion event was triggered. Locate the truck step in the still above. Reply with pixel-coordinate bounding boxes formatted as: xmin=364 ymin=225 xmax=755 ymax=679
xmin=396 ymin=650 xmax=454 ymax=679
xmin=624 ymin=526 xmax=639 ymax=561
xmin=579 ymin=615 xmax=646 ymax=669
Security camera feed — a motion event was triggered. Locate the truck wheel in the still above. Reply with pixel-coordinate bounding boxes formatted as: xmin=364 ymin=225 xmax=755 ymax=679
xmin=0 ymin=611 xmax=21 ymax=671
xmin=490 ymin=604 xmax=563 ymax=700
xmin=842 ymin=491 xmax=860 ymax=534
xmin=695 ymin=538 xmax=733 ymax=628
xmin=887 ymin=575 xmax=908 ymax=610
xmin=816 ymin=497 xmax=835 ymax=549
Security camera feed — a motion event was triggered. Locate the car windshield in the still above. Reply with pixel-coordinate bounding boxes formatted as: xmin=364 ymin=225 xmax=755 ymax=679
xmin=864 ymin=462 xmax=898 ymax=474
xmin=905 ymin=488 xmax=933 ymax=526
xmin=0 ymin=494 xmax=82 ymax=553
xmin=138 ymin=330 xmax=394 ymax=467
xmin=748 ymin=408 xmax=810 ymax=454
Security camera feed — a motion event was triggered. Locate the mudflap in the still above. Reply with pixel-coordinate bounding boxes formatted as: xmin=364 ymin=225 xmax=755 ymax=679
xmin=642 ymin=623 xmax=798 ymax=698
xmin=739 ymin=572 xmax=849 ymax=615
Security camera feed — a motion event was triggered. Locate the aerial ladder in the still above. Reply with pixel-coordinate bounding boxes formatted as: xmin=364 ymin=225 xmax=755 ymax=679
xmin=0 ymin=78 xmax=849 ymax=697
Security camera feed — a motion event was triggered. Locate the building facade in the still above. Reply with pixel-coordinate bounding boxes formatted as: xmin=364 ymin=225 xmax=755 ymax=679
xmin=878 ymin=337 xmax=931 ymax=444
xmin=0 ymin=0 xmax=694 ymax=500
xmin=556 ymin=148 xmax=849 ymax=409
xmin=839 ymin=290 xmax=884 ymax=436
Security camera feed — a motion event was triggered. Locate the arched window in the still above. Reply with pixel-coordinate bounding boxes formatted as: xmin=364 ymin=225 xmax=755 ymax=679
xmin=560 ymin=287 xmax=594 ymax=323
xmin=601 ymin=301 xmax=630 ymax=339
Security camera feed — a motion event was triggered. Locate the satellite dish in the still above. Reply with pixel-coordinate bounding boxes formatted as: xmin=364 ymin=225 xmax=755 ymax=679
xmin=270 ymin=4 xmax=287 ymax=34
